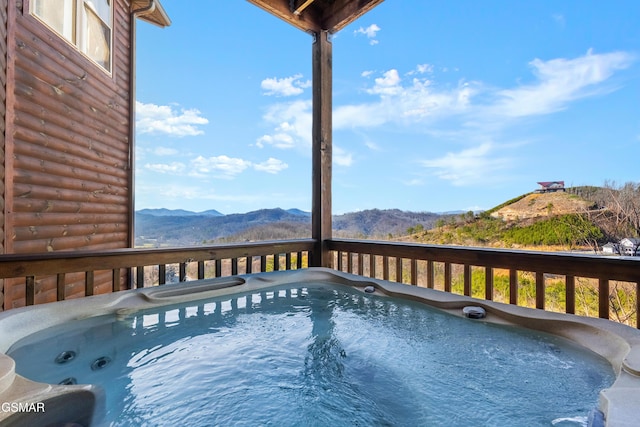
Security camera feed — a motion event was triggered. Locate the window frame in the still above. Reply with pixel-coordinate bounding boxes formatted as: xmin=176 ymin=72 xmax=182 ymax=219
xmin=30 ymin=0 xmax=114 ymax=75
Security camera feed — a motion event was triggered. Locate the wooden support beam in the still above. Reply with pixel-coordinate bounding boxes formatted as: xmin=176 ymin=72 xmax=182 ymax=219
xmin=311 ymin=31 xmax=332 ymax=267
xmin=293 ymin=0 xmax=315 ymax=15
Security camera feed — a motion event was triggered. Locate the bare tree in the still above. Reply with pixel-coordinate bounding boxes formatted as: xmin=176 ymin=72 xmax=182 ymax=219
xmin=603 ymin=181 xmax=640 ymax=237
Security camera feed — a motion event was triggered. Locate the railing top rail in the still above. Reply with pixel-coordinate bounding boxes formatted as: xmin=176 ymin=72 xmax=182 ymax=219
xmin=327 ymin=238 xmax=640 ymax=282
xmin=0 ymin=239 xmax=316 ymax=278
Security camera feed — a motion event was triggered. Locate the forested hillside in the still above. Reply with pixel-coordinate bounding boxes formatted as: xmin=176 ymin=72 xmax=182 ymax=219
xmin=405 ymin=183 xmax=640 ymax=251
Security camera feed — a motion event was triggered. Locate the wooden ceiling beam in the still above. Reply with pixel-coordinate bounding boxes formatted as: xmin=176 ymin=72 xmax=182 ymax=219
xmin=247 ymin=0 xmax=385 ymax=33
xmin=322 ymin=0 xmax=385 ymax=33
xmin=246 ymin=0 xmax=321 ymax=33
xmin=293 ymin=0 xmax=316 ymax=16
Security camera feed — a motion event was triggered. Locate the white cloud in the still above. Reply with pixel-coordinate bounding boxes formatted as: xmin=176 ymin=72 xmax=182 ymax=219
xmin=136 ymin=101 xmax=209 ymax=137
xmin=368 ymin=69 xmax=402 ymax=96
xmin=144 ymin=162 xmax=185 ymax=174
xmin=153 ymin=147 xmax=179 ymax=156
xmin=329 ymin=50 xmax=633 ymax=133
xmin=136 ymin=182 xmax=306 ymax=210
xmin=253 ymin=158 xmax=288 ymax=174
xmin=408 ymin=64 xmax=434 ymax=75
xmin=354 ymin=24 xmax=381 ymax=45
xmin=255 ymin=50 xmax=634 ymax=187
xmin=421 ymin=143 xmax=511 ymax=186
xmin=257 ymin=100 xmax=312 ymax=150
xmin=191 ymin=155 xmax=252 ymax=179
xmin=142 ymin=155 xmax=291 ymax=179
xmin=334 ymin=146 xmax=353 ymax=167
xmin=333 ymin=74 xmax=474 ymax=129
xmin=256 ymin=122 xmax=297 ymax=149
xmin=261 ymin=74 xmax=311 ymax=97
xmin=488 ymin=50 xmax=635 ymax=118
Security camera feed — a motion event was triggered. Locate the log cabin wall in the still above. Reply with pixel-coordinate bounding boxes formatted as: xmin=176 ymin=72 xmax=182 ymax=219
xmin=0 ymin=0 xmax=7 ymax=309
xmin=2 ymin=0 xmax=134 ymax=309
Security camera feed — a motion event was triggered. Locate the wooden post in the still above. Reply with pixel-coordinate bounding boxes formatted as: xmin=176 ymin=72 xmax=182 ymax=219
xmin=311 ymin=31 xmax=332 ymax=267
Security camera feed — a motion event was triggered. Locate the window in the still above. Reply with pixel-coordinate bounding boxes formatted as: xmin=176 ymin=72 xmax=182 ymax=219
xmin=32 ymin=0 xmax=112 ymax=73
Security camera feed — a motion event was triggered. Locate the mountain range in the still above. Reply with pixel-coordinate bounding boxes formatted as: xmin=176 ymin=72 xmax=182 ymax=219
xmin=136 ymin=185 xmax=639 ymax=250
xmin=137 ymin=208 xmax=225 ymax=217
xmin=135 ymin=208 xmax=446 ymax=247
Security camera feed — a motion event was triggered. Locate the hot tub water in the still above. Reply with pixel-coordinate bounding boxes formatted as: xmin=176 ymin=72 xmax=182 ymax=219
xmin=7 ymin=282 xmax=614 ymax=426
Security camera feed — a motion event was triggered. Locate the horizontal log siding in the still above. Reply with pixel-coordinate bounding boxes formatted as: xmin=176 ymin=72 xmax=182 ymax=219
xmin=3 ymin=1 xmax=133 ymax=308
xmin=0 ymin=0 xmax=7 ymax=309
xmin=0 ymin=240 xmax=314 ymax=309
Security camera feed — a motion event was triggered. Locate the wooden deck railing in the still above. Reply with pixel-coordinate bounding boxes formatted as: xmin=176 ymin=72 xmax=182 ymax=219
xmin=1 ymin=237 xmax=639 ymax=329
xmin=327 ymin=238 xmax=640 ymax=329
xmin=0 ymin=239 xmax=314 ymax=309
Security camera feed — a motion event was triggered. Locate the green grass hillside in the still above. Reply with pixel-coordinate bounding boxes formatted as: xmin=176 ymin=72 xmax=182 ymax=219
xmin=403 ymin=188 xmax=617 ymax=251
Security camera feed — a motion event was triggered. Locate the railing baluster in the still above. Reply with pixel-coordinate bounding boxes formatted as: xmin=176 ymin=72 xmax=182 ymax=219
xmin=215 ymin=260 xmax=222 ymax=277
xmin=296 ymin=252 xmax=303 ymax=269
xmin=198 ymin=261 xmax=205 ymax=279
xmin=444 ymin=262 xmax=451 ymax=293
xmin=246 ymin=256 xmax=253 ymax=274
xmin=136 ymin=266 xmax=144 ymax=288
xmin=260 ymin=255 xmax=267 ymax=272
xmin=427 ymin=260 xmax=434 ymax=289
xmin=566 ymin=275 xmax=575 ymax=314
xmin=232 ymin=258 xmax=238 ymax=275
xmin=112 ymin=268 xmax=121 ymax=292
xmin=599 ymin=278 xmax=609 ymax=319
xmin=383 ymin=256 xmax=389 ymax=280
xmin=286 ymin=253 xmax=292 ymax=270
xmin=158 ymin=264 xmax=166 ymax=285
xmin=396 ymin=257 xmax=403 ymax=283
xmin=26 ymin=276 xmax=35 ymax=306
xmin=536 ymin=271 xmax=545 ymax=310
xmin=463 ymin=264 xmax=471 ymax=296
xmin=369 ymin=254 xmax=375 ymax=278
xmin=347 ymin=252 xmax=354 ymax=274
xmin=636 ymin=281 xmax=640 ymax=330
xmin=85 ymin=271 xmax=94 ymax=296
xmin=179 ymin=263 xmax=187 ymax=281
xmin=410 ymin=259 xmax=417 ymax=286
xmin=57 ymin=273 xmax=66 ymax=301
xmin=337 ymin=251 xmax=344 ymax=272
xmin=358 ymin=253 xmax=364 ymax=276
xmin=485 ymin=266 xmax=493 ymax=300
xmin=509 ymin=269 xmax=518 ymax=305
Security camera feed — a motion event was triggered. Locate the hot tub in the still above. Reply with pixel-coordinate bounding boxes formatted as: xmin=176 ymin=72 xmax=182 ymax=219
xmin=1 ymin=268 xmax=639 ymax=426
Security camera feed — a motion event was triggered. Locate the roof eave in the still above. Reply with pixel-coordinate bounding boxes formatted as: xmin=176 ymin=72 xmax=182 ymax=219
xmin=132 ymin=0 xmax=172 ymax=28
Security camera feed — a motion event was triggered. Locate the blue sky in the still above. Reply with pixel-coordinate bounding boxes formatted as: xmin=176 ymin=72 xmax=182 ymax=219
xmin=134 ymin=1 xmax=640 ymax=215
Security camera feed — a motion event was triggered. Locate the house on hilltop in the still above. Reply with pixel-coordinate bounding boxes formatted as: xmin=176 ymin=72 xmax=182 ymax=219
xmin=535 ymin=181 xmax=565 ymax=193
